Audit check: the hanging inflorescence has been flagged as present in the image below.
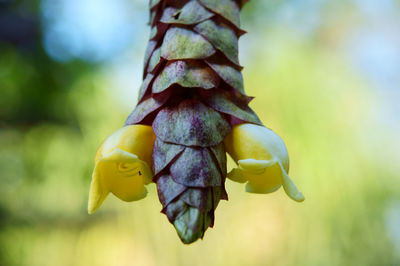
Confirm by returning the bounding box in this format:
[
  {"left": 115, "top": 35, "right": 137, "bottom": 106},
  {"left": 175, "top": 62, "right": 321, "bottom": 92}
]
[{"left": 88, "top": 0, "right": 304, "bottom": 244}]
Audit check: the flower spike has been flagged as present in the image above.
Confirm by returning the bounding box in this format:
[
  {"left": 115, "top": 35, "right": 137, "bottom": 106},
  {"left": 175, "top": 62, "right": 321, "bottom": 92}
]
[
  {"left": 89, "top": 0, "right": 305, "bottom": 244},
  {"left": 224, "top": 123, "right": 305, "bottom": 202},
  {"left": 88, "top": 125, "right": 155, "bottom": 214}
]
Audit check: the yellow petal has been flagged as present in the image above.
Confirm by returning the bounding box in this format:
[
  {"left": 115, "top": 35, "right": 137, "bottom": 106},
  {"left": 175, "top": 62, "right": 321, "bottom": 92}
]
[
  {"left": 99, "top": 148, "right": 153, "bottom": 185},
  {"left": 279, "top": 163, "right": 305, "bottom": 202},
  {"left": 88, "top": 164, "right": 109, "bottom": 214},
  {"left": 224, "top": 123, "right": 289, "bottom": 171},
  {"left": 224, "top": 123, "right": 304, "bottom": 201},
  {"left": 227, "top": 168, "right": 247, "bottom": 183},
  {"left": 238, "top": 159, "right": 276, "bottom": 174},
  {"left": 99, "top": 148, "right": 139, "bottom": 163},
  {"left": 99, "top": 158, "right": 148, "bottom": 202},
  {"left": 245, "top": 182, "right": 281, "bottom": 194},
  {"left": 243, "top": 160, "right": 282, "bottom": 194},
  {"left": 96, "top": 125, "right": 155, "bottom": 166},
  {"left": 88, "top": 125, "right": 156, "bottom": 213}
]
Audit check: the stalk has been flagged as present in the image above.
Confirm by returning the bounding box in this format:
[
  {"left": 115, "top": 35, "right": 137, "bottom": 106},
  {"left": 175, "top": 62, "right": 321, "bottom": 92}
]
[{"left": 125, "top": 0, "right": 261, "bottom": 244}]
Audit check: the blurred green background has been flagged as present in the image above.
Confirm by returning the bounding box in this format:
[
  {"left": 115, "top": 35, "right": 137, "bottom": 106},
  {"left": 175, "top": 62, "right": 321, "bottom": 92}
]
[{"left": 1, "top": 0, "right": 399, "bottom": 265}]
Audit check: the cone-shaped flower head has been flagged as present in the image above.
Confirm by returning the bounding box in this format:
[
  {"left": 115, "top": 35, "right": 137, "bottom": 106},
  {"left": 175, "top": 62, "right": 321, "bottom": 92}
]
[
  {"left": 224, "top": 123, "right": 305, "bottom": 202},
  {"left": 87, "top": 0, "right": 305, "bottom": 244},
  {"left": 88, "top": 125, "right": 156, "bottom": 214}
]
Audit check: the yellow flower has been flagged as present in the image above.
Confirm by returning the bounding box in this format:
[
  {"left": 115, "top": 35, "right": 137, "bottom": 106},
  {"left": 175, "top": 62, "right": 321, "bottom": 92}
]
[
  {"left": 224, "top": 123, "right": 305, "bottom": 202},
  {"left": 88, "top": 125, "right": 156, "bottom": 214}
]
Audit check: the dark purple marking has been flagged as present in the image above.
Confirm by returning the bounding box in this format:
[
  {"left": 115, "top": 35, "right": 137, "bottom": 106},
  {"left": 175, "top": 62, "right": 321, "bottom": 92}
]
[
  {"left": 152, "top": 99, "right": 231, "bottom": 147},
  {"left": 170, "top": 147, "right": 222, "bottom": 187}
]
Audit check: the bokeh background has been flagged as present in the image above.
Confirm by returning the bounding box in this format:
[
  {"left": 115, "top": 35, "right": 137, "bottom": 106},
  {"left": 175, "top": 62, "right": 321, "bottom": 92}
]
[{"left": 1, "top": 0, "right": 399, "bottom": 265}]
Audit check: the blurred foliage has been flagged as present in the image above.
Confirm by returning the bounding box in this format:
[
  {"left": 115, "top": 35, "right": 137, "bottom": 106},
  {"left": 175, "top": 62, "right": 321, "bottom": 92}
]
[{"left": 1, "top": 0, "right": 399, "bottom": 266}]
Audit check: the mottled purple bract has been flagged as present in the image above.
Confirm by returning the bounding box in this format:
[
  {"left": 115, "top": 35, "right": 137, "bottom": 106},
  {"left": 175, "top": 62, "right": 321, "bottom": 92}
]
[
  {"left": 157, "top": 174, "right": 187, "bottom": 206},
  {"left": 194, "top": 20, "right": 240, "bottom": 66},
  {"left": 143, "top": 40, "right": 157, "bottom": 73},
  {"left": 152, "top": 138, "right": 185, "bottom": 176},
  {"left": 206, "top": 57, "right": 244, "bottom": 93},
  {"left": 180, "top": 188, "right": 212, "bottom": 212},
  {"left": 160, "top": 1, "right": 214, "bottom": 25},
  {"left": 161, "top": 27, "right": 215, "bottom": 60},
  {"left": 170, "top": 147, "right": 222, "bottom": 187},
  {"left": 152, "top": 99, "right": 231, "bottom": 147},
  {"left": 125, "top": 91, "right": 171, "bottom": 125},
  {"left": 202, "top": 89, "right": 262, "bottom": 125},
  {"left": 209, "top": 143, "right": 227, "bottom": 177},
  {"left": 152, "top": 61, "right": 220, "bottom": 94},
  {"left": 147, "top": 47, "right": 162, "bottom": 73},
  {"left": 198, "top": 0, "right": 243, "bottom": 33},
  {"left": 137, "top": 73, "right": 154, "bottom": 102}
]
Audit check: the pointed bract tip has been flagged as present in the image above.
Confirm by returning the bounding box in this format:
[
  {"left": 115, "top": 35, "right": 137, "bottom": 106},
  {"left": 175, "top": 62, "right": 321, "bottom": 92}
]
[{"left": 173, "top": 207, "right": 207, "bottom": 244}]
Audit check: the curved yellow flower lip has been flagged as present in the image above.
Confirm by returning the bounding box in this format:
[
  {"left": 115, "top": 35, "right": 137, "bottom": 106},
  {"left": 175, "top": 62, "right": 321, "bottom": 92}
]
[
  {"left": 97, "top": 148, "right": 152, "bottom": 184},
  {"left": 224, "top": 123, "right": 305, "bottom": 202},
  {"left": 88, "top": 125, "right": 155, "bottom": 214},
  {"left": 229, "top": 158, "right": 304, "bottom": 202}
]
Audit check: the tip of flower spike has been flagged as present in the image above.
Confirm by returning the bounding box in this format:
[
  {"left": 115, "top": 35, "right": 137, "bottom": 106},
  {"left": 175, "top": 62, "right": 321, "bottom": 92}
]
[{"left": 173, "top": 207, "right": 211, "bottom": 244}]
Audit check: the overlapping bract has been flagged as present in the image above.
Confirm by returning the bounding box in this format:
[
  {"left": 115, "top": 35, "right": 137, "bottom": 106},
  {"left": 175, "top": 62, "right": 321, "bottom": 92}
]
[{"left": 125, "top": 0, "right": 262, "bottom": 243}]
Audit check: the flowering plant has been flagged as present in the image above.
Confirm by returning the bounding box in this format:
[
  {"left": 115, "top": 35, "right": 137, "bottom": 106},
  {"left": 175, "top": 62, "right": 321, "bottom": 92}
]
[{"left": 88, "top": 0, "right": 304, "bottom": 244}]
